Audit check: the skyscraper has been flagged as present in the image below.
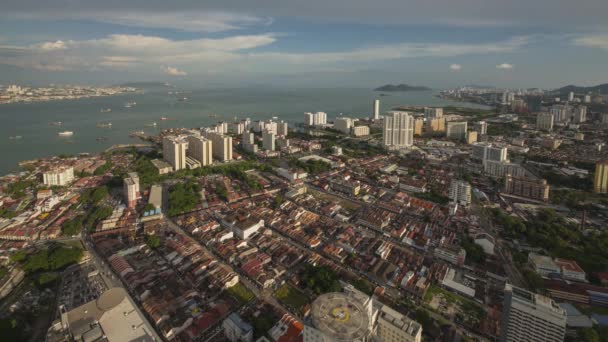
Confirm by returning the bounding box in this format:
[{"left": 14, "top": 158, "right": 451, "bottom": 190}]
[
  {"left": 373, "top": 99, "right": 380, "bottom": 120},
  {"left": 446, "top": 121, "right": 468, "bottom": 140},
  {"left": 594, "top": 160, "right": 608, "bottom": 193},
  {"left": 382, "top": 111, "right": 414, "bottom": 149},
  {"left": 186, "top": 135, "right": 213, "bottom": 166},
  {"left": 123, "top": 172, "right": 140, "bottom": 208},
  {"left": 262, "top": 129, "right": 276, "bottom": 151},
  {"left": 536, "top": 112, "right": 554, "bottom": 131},
  {"left": 500, "top": 284, "right": 566, "bottom": 342},
  {"left": 424, "top": 107, "right": 443, "bottom": 120},
  {"left": 208, "top": 132, "right": 233, "bottom": 161},
  {"left": 162, "top": 135, "right": 188, "bottom": 171},
  {"left": 474, "top": 121, "right": 488, "bottom": 135},
  {"left": 449, "top": 180, "right": 471, "bottom": 207}
]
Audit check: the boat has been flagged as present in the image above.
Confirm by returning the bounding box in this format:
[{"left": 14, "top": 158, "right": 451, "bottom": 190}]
[
  {"left": 160, "top": 116, "right": 168, "bottom": 121},
  {"left": 58, "top": 131, "right": 74, "bottom": 136},
  {"left": 178, "top": 97, "right": 188, "bottom": 101},
  {"left": 100, "top": 108, "right": 112, "bottom": 113},
  {"left": 124, "top": 101, "right": 137, "bottom": 108},
  {"left": 96, "top": 136, "right": 108, "bottom": 142},
  {"left": 9, "top": 135, "right": 22, "bottom": 140},
  {"left": 96, "top": 122, "right": 112, "bottom": 128},
  {"left": 129, "top": 130, "right": 145, "bottom": 137},
  {"left": 49, "top": 121, "right": 62, "bottom": 126},
  {"left": 145, "top": 122, "right": 157, "bottom": 127}
]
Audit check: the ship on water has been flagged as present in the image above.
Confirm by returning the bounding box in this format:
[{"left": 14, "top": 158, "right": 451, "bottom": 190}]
[
  {"left": 58, "top": 131, "right": 74, "bottom": 136},
  {"left": 124, "top": 101, "right": 137, "bottom": 108},
  {"left": 100, "top": 108, "right": 112, "bottom": 113},
  {"left": 49, "top": 121, "right": 62, "bottom": 126},
  {"left": 96, "top": 122, "right": 112, "bottom": 128}
]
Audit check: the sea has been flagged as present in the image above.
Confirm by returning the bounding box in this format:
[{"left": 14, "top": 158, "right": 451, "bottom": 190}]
[{"left": 0, "top": 86, "right": 489, "bottom": 175}]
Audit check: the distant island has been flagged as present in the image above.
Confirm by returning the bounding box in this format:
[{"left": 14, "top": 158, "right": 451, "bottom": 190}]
[
  {"left": 555, "top": 83, "right": 608, "bottom": 95},
  {"left": 119, "top": 82, "right": 170, "bottom": 88},
  {"left": 374, "top": 84, "right": 431, "bottom": 92}
]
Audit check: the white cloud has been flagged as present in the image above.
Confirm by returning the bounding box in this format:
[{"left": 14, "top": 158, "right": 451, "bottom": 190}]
[
  {"left": 162, "top": 66, "right": 187, "bottom": 76},
  {"left": 573, "top": 34, "right": 608, "bottom": 50},
  {"left": 38, "top": 40, "right": 67, "bottom": 50},
  {"left": 449, "top": 64, "right": 462, "bottom": 71},
  {"left": 496, "top": 63, "right": 514, "bottom": 69}
]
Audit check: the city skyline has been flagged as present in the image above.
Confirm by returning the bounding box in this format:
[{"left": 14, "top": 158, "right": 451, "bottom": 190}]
[{"left": 1, "top": 0, "right": 608, "bottom": 88}]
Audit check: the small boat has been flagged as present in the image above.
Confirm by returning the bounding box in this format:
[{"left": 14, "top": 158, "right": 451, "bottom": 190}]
[
  {"left": 58, "top": 131, "right": 74, "bottom": 136},
  {"left": 145, "top": 122, "right": 157, "bottom": 127},
  {"left": 96, "top": 122, "right": 112, "bottom": 128},
  {"left": 160, "top": 116, "right": 168, "bottom": 121},
  {"left": 124, "top": 101, "right": 136, "bottom": 108},
  {"left": 178, "top": 97, "right": 188, "bottom": 101},
  {"left": 96, "top": 136, "right": 108, "bottom": 142},
  {"left": 49, "top": 121, "right": 63, "bottom": 126},
  {"left": 9, "top": 135, "right": 22, "bottom": 140},
  {"left": 100, "top": 108, "right": 112, "bottom": 113},
  {"left": 129, "top": 130, "right": 145, "bottom": 137}
]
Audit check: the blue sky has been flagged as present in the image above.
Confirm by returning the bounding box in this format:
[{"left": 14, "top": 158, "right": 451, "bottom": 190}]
[{"left": 1, "top": 0, "right": 607, "bottom": 88}]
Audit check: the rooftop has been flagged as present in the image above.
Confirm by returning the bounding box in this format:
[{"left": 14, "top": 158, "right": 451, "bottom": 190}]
[{"left": 310, "top": 292, "right": 370, "bottom": 341}]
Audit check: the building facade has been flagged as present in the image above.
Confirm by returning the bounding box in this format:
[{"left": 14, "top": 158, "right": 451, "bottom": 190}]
[
  {"left": 446, "top": 121, "right": 468, "bottom": 140},
  {"left": 449, "top": 180, "right": 471, "bottom": 206},
  {"left": 536, "top": 112, "right": 554, "bottom": 131},
  {"left": 186, "top": 135, "right": 213, "bottom": 166},
  {"left": 594, "top": 160, "right": 608, "bottom": 193},
  {"left": 162, "top": 135, "right": 188, "bottom": 171},
  {"left": 123, "top": 172, "right": 140, "bottom": 208},
  {"left": 209, "top": 132, "right": 233, "bottom": 161},
  {"left": 383, "top": 111, "right": 414, "bottom": 149},
  {"left": 504, "top": 175, "right": 550, "bottom": 201},
  {"left": 42, "top": 166, "right": 74, "bottom": 186}
]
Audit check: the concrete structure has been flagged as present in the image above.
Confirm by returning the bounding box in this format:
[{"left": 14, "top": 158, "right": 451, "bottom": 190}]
[
  {"left": 573, "top": 106, "right": 587, "bottom": 123},
  {"left": 223, "top": 312, "right": 253, "bottom": 342},
  {"left": 501, "top": 284, "right": 566, "bottom": 342},
  {"left": 425, "top": 117, "right": 445, "bottom": 135},
  {"left": 383, "top": 111, "right": 414, "bottom": 149},
  {"left": 504, "top": 175, "right": 550, "bottom": 201},
  {"left": 209, "top": 132, "right": 233, "bottom": 161},
  {"left": 484, "top": 160, "right": 527, "bottom": 178},
  {"left": 262, "top": 129, "right": 276, "bottom": 151},
  {"left": 466, "top": 130, "right": 478, "bottom": 144},
  {"left": 474, "top": 121, "right": 488, "bottom": 135},
  {"left": 186, "top": 135, "right": 213, "bottom": 166},
  {"left": 446, "top": 121, "right": 467, "bottom": 140},
  {"left": 58, "top": 287, "right": 159, "bottom": 342},
  {"left": 434, "top": 246, "right": 466, "bottom": 266},
  {"left": 277, "top": 120, "right": 289, "bottom": 136},
  {"left": 352, "top": 126, "right": 370, "bottom": 137},
  {"left": 529, "top": 253, "right": 560, "bottom": 277},
  {"left": 536, "top": 112, "right": 554, "bottom": 131},
  {"left": 414, "top": 118, "right": 424, "bottom": 136},
  {"left": 305, "top": 291, "right": 371, "bottom": 342},
  {"left": 424, "top": 107, "right": 443, "bottom": 119},
  {"left": 304, "top": 112, "right": 327, "bottom": 126},
  {"left": 146, "top": 185, "right": 163, "bottom": 216},
  {"left": 594, "top": 160, "right": 608, "bottom": 193},
  {"left": 163, "top": 135, "right": 188, "bottom": 171},
  {"left": 151, "top": 159, "right": 172, "bottom": 174},
  {"left": 223, "top": 217, "right": 264, "bottom": 240},
  {"left": 123, "top": 172, "right": 140, "bottom": 208},
  {"left": 373, "top": 99, "right": 380, "bottom": 120},
  {"left": 375, "top": 305, "right": 422, "bottom": 342},
  {"left": 43, "top": 166, "right": 74, "bottom": 186},
  {"left": 334, "top": 117, "right": 354, "bottom": 134},
  {"left": 449, "top": 180, "right": 471, "bottom": 207}
]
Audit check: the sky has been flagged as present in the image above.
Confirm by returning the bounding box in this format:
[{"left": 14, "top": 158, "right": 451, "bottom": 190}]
[{"left": 1, "top": 0, "right": 608, "bottom": 89}]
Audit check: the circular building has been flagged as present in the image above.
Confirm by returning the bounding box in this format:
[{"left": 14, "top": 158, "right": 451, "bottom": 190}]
[{"left": 308, "top": 292, "right": 371, "bottom": 341}]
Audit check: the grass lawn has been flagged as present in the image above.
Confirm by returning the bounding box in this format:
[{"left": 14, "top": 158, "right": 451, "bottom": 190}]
[
  {"left": 274, "top": 283, "right": 309, "bottom": 312},
  {"left": 226, "top": 282, "right": 255, "bottom": 305}
]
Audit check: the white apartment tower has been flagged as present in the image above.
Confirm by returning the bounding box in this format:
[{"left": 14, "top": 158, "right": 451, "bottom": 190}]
[
  {"left": 373, "top": 99, "right": 380, "bottom": 120},
  {"left": 277, "top": 120, "right": 289, "bottom": 136},
  {"left": 43, "top": 166, "right": 75, "bottom": 186},
  {"left": 383, "top": 111, "right": 414, "bottom": 149},
  {"left": 474, "top": 121, "right": 488, "bottom": 135},
  {"left": 262, "top": 129, "right": 276, "bottom": 151},
  {"left": 208, "top": 132, "right": 233, "bottom": 161},
  {"left": 186, "top": 135, "right": 213, "bottom": 166},
  {"left": 162, "top": 136, "right": 188, "bottom": 171},
  {"left": 304, "top": 112, "right": 327, "bottom": 126},
  {"left": 501, "top": 284, "right": 566, "bottom": 342},
  {"left": 123, "top": 172, "right": 140, "bottom": 208},
  {"left": 449, "top": 180, "right": 472, "bottom": 207},
  {"left": 536, "top": 112, "right": 554, "bottom": 131}
]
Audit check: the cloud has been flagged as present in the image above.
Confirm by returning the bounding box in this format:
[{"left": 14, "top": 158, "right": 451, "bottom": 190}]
[
  {"left": 573, "top": 34, "right": 608, "bottom": 50},
  {"left": 162, "top": 66, "right": 187, "bottom": 76},
  {"left": 38, "top": 40, "right": 67, "bottom": 50},
  {"left": 496, "top": 63, "right": 514, "bottom": 69},
  {"left": 449, "top": 64, "right": 462, "bottom": 71}
]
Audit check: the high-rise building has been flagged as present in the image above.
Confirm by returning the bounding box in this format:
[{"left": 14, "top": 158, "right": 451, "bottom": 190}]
[
  {"left": 424, "top": 107, "right": 443, "bottom": 120},
  {"left": 230, "top": 122, "right": 244, "bottom": 135},
  {"left": 304, "top": 112, "right": 327, "bottom": 126},
  {"left": 504, "top": 175, "right": 550, "bottom": 201},
  {"left": 474, "top": 121, "right": 488, "bottom": 135},
  {"left": 550, "top": 104, "right": 570, "bottom": 123},
  {"left": 334, "top": 117, "right": 354, "bottom": 134},
  {"left": 466, "top": 131, "right": 478, "bottom": 144},
  {"left": 375, "top": 305, "right": 422, "bottom": 342},
  {"left": 383, "top": 111, "right": 414, "bottom": 149},
  {"left": 262, "top": 129, "right": 276, "bottom": 151},
  {"left": 186, "top": 135, "right": 213, "bottom": 166},
  {"left": 208, "top": 132, "right": 233, "bottom": 161},
  {"left": 449, "top": 180, "right": 471, "bottom": 207},
  {"left": 373, "top": 99, "right": 380, "bottom": 120},
  {"left": 352, "top": 126, "right": 370, "bottom": 137},
  {"left": 277, "top": 120, "right": 289, "bottom": 136},
  {"left": 536, "top": 112, "right": 554, "bottom": 131},
  {"left": 42, "top": 166, "right": 75, "bottom": 186},
  {"left": 425, "top": 117, "right": 446, "bottom": 135},
  {"left": 573, "top": 106, "right": 587, "bottom": 123},
  {"left": 500, "top": 284, "right": 566, "bottom": 342},
  {"left": 446, "top": 121, "right": 468, "bottom": 140},
  {"left": 568, "top": 91, "right": 574, "bottom": 102},
  {"left": 123, "top": 172, "right": 140, "bottom": 208},
  {"left": 162, "top": 135, "right": 188, "bottom": 171},
  {"left": 414, "top": 118, "right": 424, "bottom": 136},
  {"left": 594, "top": 160, "right": 608, "bottom": 193},
  {"left": 471, "top": 143, "right": 508, "bottom": 163}
]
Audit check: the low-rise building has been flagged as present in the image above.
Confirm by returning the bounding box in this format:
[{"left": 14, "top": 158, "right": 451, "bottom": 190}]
[
  {"left": 503, "top": 175, "right": 550, "bottom": 201},
  {"left": 223, "top": 313, "right": 253, "bottom": 342}
]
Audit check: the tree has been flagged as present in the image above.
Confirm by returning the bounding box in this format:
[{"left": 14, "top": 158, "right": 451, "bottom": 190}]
[
  {"left": 61, "top": 216, "right": 83, "bottom": 236},
  {"left": 300, "top": 264, "right": 342, "bottom": 295},
  {"left": 146, "top": 234, "right": 161, "bottom": 249}
]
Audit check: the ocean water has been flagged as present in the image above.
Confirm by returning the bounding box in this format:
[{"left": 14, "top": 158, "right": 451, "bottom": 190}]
[{"left": 0, "top": 87, "right": 488, "bottom": 175}]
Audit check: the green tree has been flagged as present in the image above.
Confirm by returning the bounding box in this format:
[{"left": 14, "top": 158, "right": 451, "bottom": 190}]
[{"left": 146, "top": 234, "right": 161, "bottom": 249}]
